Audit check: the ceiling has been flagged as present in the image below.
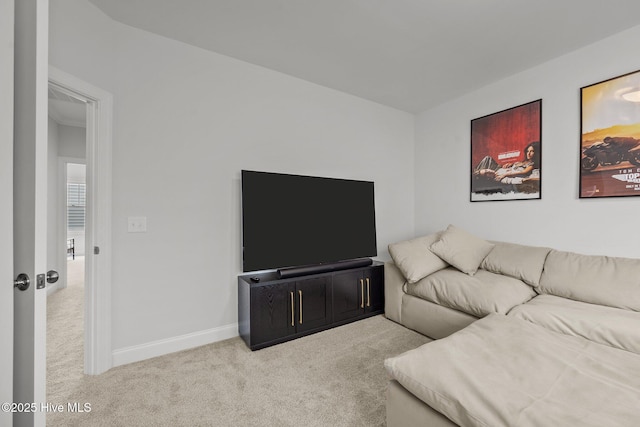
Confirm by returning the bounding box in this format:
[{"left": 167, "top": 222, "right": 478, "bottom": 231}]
[
  {"left": 87, "top": 0, "right": 640, "bottom": 113},
  {"left": 48, "top": 86, "right": 86, "bottom": 128}
]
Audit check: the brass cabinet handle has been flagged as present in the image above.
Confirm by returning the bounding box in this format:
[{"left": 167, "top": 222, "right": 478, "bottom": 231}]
[
  {"left": 366, "top": 278, "right": 370, "bottom": 307},
  {"left": 360, "top": 279, "right": 364, "bottom": 308},
  {"left": 290, "top": 291, "right": 294, "bottom": 326},
  {"left": 299, "top": 290, "right": 303, "bottom": 324}
]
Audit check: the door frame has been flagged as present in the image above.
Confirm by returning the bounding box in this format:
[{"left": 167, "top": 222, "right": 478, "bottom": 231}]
[
  {"left": 49, "top": 156, "right": 86, "bottom": 296},
  {"left": 48, "top": 66, "right": 113, "bottom": 375}
]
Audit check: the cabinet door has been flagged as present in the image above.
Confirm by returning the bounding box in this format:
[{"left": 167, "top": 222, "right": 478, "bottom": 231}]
[
  {"left": 364, "top": 266, "right": 384, "bottom": 313},
  {"left": 250, "top": 282, "right": 295, "bottom": 345},
  {"left": 295, "top": 277, "right": 331, "bottom": 333},
  {"left": 332, "top": 270, "right": 364, "bottom": 322}
]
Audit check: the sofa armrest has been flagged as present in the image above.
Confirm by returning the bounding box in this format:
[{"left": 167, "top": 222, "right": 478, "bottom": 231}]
[{"left": 385, "top": 262, "right": 406, "bottom": 324}]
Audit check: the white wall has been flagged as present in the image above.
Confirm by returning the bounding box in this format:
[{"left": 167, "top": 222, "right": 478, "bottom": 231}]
[
  {"left": 415, "top": 24, "right": 640, "bottom": 258},
  {"left": 58, "top": 125, "right": 86, "bottom": 158},
  {"left": 49, "top": 0, "right": 415, "bottom": 355}
]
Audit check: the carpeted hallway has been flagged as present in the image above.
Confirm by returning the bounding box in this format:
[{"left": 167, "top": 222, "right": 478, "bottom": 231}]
[
  {"left": 46, "top": 260, "right": 430, "bottom": 426},
  {"left": 47, "top": 256, "right": 86, "bottom": 413}
]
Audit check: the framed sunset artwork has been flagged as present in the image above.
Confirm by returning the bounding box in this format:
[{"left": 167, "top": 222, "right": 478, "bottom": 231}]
[{"left": 580, "top": 69, "right": 640, "bottom": 198}]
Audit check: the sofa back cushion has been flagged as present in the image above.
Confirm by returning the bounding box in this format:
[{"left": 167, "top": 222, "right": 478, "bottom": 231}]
[
  {"left": 480, "top": 242, "right": 551, "bottom": 286},
  {"left": 388, "top": 232, "right": 449, "bottom": 283},
  {"left": 539, "top": 250, "right": 640, "bottom": 311}
]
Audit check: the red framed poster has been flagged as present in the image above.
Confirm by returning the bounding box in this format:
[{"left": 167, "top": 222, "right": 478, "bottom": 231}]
[{"left": 471, "top": 99, "right": 542, "bottom": 202}]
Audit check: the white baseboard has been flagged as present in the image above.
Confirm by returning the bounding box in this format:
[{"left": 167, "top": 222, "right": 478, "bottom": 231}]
[{"left": 112, "top": 323, "right": 239, "bottom": 367}]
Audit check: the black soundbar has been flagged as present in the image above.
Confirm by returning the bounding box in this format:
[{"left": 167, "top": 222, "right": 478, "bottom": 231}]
[{"left": 277, "top": 258, "right": 373, "bottom": 279}]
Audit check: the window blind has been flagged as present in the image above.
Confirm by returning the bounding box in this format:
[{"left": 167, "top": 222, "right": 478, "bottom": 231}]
[{"left": 67, "top": 183, "right": 86, "bottom": 230}]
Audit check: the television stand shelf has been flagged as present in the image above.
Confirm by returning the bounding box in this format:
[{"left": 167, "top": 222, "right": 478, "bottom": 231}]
[{"left": 238, "top": 261, "right": 384, "bottom": 350}]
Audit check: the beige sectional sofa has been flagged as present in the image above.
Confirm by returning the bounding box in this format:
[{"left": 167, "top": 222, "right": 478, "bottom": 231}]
[{"left": 383, "top": 225, "right": 640, "bottom": 426}]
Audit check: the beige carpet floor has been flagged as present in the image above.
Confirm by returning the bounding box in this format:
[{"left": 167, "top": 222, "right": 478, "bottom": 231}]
[
  {"left": 47, "top": 261, "right": 430, "bottom": 427},
  {"left": 47, "top": 256, "right": 86, "bottom": 413}
]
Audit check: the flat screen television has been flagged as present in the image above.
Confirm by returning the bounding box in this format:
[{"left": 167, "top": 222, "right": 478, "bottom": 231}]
[{"left": 241, "top": 170, "right": 377, "bottom": 273}]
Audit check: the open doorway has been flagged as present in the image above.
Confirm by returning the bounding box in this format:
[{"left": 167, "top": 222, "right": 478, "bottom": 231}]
[
  {"left": 48, "top": 66, "right": 113, "bottom": 377},
  {"left": 46, "top": 85, "right": 88, "bottom": 401},
  {"left": 65, "top": 162, "right": 87, "bottom": 290}
]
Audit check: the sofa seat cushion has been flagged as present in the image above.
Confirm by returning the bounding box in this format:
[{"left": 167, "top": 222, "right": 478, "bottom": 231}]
[
  {"left": 384, "top": 314, "right": 640, "bottom": 427},
  {"left": 539, "top": 250, "right": 640, "bottom": 312},
  {"left": 480, "top": 241, "right": 551, "bottom": 286},
  {"left": 406, "top": 267, "right": 536, "bottom": 318},
  {"left": 508, "top": 294, "right": 640, "bottom": 354}
]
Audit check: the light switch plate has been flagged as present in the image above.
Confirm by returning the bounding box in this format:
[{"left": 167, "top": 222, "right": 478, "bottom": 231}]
[{"left": 127, "top": 216, "right": 147, "bottom": 233}]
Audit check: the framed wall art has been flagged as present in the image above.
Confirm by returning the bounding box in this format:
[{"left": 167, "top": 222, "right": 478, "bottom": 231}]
[
  {"left": 470, "top": 99, "right": 542, "bottom": 202},
  {"left": 580, "top": 69, "right": 640, "bottom": 198}
]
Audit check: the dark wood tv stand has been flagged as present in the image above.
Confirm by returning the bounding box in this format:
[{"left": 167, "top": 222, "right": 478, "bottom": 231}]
[{"left": 238, "top": 261, "right": 384, "bottom": 350}]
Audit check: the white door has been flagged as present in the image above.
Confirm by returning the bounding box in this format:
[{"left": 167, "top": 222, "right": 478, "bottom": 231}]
[
  {"left": 13, "top": 1, "right": 50, "bottom": 426},
  {"left": 1, "top": 1, "right": 16, "bottom": 426}
]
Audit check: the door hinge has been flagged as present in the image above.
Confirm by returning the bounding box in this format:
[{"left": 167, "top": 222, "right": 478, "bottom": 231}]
[{"left": 94, "top": 246, "right": 100, "bottom": 255}]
